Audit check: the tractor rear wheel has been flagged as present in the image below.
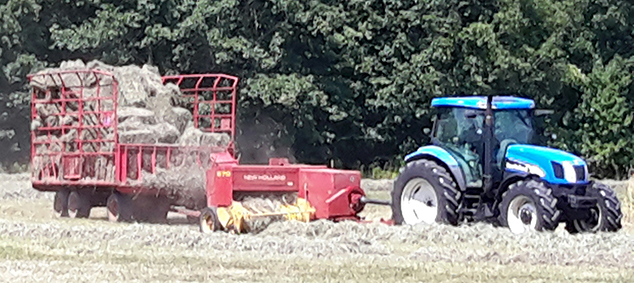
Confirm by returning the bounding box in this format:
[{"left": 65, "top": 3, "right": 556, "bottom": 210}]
[
  {"left": 68, "top": 191, "right": 91, "bottom": 218},
  {"left": 566, "top": 182, "right": 622, "bottom": 233},
  {"left": 392, "top": 159, "right": 461, "bottom": 226},
  {"left": 199, "top": 207, "right": 221, "bottom": 233},
  {"left": 53, "top": 190, "right": 70, "bottom": 218},
  {"left": 107, "top": 193, "right": 133, "bottom": 222},
  {"left": 499, "top": 180, "right": 561, "bottom": 234}
]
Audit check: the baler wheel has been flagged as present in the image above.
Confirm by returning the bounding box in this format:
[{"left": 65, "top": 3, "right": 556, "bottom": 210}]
[
  {"left": 68, "top": 191, "right": 91, "bottom": 218},
  {"left": 107, "top": 193, "right": 133, "bottom": 222},
  {"left": 565, "top": 182, "right": 622, "bottom": 233},
  {"left": 53, "top": 190, "right": 70, "bottom": 218},
  {"left": 199, "top": 207, "right": 221, "bottom": 233}
]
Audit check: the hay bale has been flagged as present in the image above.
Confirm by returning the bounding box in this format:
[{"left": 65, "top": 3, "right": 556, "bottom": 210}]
[
  {"left": 117, "top": 107, "right": 157, "bottom": 124},
  {"left": 138, "top": 164, "right": 207, "bottom": 209},
  {"left": 119, "top": 130, "right": 157, "bottom": 144},
  {"left": 167, "top": 107, "right": 192, "bottom": 134},
  {"left": 118, "top": 123, "right": 179, "bottom": 145},
  {"left": 36, "top": 104, "right": 61, "bottom": 119},
  {"left": 152, "top": 123, "right": 180, "bottom": 144},
  {"left": 30, "top": 60, "right": 96, "bottom": 91},
  {"left": 118, "top": 117, "right": 148, "bottom": 132},
  {"left": 206, "top": 132, "right": 231, "bottom": 147},
  {"left": 178, "top": 126, "right": 231, "bottom": 147},
  {"left": 30, "top": 119, "right": 42, "bottom": 131}
]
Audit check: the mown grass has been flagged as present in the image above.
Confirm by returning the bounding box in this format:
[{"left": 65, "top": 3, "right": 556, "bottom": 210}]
[
  {"left": 622, "top": 178, "right": 634, "bottom": 225},
  {"left": 1, "top": 234, "right": 633, "bottom": 283}
]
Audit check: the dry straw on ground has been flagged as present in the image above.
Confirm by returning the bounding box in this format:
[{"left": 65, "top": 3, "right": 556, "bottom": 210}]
[{"left": 624, "top": 176, "right": 634, "bottom": 224}]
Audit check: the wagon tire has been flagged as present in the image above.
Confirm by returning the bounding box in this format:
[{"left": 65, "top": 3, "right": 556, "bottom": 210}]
[
  {"left": 54, "top": 189, "right": 70, "bottom": 218},
  {"left": 68, "top": 190, "right": 91, "bottom": 219},
  {"left": 107, "top": 193, "right": 133, "bottom": 222}
]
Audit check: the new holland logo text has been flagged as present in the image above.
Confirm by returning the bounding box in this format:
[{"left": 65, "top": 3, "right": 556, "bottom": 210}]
[{"left": 243, "top": 174, "right": 287, "bottom": 181}]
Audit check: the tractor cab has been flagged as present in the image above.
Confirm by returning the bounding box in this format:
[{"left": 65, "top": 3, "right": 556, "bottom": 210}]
[{"left": 430, "top": 96, "right": 536, "bottom": 188}]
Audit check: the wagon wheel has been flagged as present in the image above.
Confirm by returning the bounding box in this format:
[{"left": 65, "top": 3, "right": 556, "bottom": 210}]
[
  {"left": 107, "top": 192, "right": 133, "bottom": 222},
  {"left": 68, "top": 190, "right": 92, "bottom": 218},
  {"left": 54, "top": 189, "right": 70, "bottom": 218}
]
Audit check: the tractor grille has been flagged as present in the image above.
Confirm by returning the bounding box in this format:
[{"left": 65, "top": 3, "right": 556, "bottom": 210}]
[
  {"left": 574, "top": 165, "right": 586, "bottom": 181},
  {"left": 552, "top": 162, "right": 564, "bottom": 179}
]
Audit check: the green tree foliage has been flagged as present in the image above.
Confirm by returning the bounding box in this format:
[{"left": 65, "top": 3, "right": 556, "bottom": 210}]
[{"left": 1, "top": 0, "right": 633, "bottom": 177}]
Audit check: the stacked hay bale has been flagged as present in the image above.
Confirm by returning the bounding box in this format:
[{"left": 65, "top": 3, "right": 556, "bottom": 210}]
[{"left": 30, "top": 60, "right": 230, "bottom": 209}]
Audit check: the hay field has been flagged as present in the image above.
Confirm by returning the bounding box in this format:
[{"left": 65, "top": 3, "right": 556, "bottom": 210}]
[{"left": 1, "top": 174, "right": 634, "bottom": 282}]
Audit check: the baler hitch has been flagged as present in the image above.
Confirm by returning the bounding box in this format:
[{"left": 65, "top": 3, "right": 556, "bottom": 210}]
[{"left": 359, "top": 196, "right": 391, "bottom": 206}]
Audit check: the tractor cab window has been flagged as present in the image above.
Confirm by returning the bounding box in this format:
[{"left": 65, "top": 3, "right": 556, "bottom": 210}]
[
  {"left": 433, "top": 108, "right": 484, "bottom": 187},
  {"left": 434, "top": 108, "right": 484, "bottom": 145},
  {"left": 494, "top": 110, "right": 533, "bottom": 144},
  {"left": 493, "top": 110, "right": 534, "bottom": 167}
]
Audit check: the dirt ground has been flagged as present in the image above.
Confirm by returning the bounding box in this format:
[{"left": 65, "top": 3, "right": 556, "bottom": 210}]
[{"left": 1, "top": 174, "right": 634, "bottom": 282}]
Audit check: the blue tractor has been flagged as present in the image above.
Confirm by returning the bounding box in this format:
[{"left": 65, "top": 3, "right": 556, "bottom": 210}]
[{"left": 391, "top": 96, "right": 623, "bottom": 234}]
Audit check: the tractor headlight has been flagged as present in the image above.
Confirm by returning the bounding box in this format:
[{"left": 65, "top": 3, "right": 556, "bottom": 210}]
[{"left": 561, "top": 161, "right": 577, "bottom": 183}]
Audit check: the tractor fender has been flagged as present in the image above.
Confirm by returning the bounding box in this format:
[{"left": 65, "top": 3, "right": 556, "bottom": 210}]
[
  {"left": 404, "top": 146, "right": 467, "bottom": 192},
  {"left": 498, "top": 171, "right": 529, "bottom": 195}
]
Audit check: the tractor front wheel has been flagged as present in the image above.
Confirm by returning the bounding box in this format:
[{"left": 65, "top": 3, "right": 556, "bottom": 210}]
[
  {"left": 566, "top": 182, "right": 622, "bottom": 233},
  {"left": 392, "top": 159, "right": 461, "bottom": 226},
  {"left": 499, "top": 180, "right": 561, "bottom": 234}
]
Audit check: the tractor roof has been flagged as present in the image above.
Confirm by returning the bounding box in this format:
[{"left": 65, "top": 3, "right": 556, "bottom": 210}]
[{"left": 431, "top": 96, "right": 535, "bottom": 110}]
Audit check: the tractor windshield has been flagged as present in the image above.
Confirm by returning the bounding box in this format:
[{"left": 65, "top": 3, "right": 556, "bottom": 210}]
[{"left": 494, "top": 110, "right": 533, "bottom": 144}]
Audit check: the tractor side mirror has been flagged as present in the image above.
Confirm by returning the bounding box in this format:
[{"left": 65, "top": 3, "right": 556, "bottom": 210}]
[
  {"left": 534, "top": 109, "right": 554, "bottom": 116},
  {"left": 423, "top": 128, "right": 431, "bottom": 135}
]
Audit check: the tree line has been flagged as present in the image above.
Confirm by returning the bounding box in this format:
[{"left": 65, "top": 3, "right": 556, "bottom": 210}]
[{"left": 1, "top": 0, "right": 633, "bottom": 178}]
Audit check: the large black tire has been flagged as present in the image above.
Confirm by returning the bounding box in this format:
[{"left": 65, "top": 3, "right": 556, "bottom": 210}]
[
  {"left": 565, "top": 182, "right": 622, "bottom": 233},
  {"left": 199, "top": 207, "right": 221, "bottom": 233},
  {"left": 53, "top": 190, "right": 70, "bottom": 218},
  {"left": 499, "top": 179, "right": 561, "bottom": 234},
  {"left": 67, "top": 190, "right": 92, "bottom": 219},
  {"left": 391, "top": 159, "right": 461, "bottom": 226},
  {"left": 107, "top": 193, "right": 133, "bottom": 222}
]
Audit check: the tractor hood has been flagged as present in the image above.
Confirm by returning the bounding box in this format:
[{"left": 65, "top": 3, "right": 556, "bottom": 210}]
[{"left": 504, "top": 144, "right": 589, "bottom": 185}]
